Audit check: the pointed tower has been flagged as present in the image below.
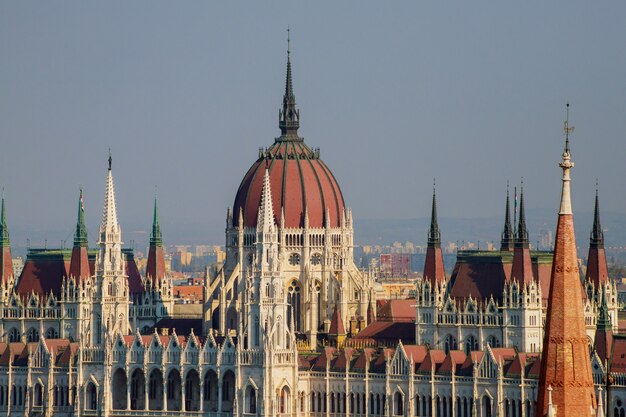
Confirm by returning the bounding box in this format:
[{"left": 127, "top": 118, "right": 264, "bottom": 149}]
[
  {"left": 500, "top": 184, "right": 514, "bottom": 252},
  {"left": 593, "top": 287, "right": 613, "bottom": 364},
  {"left": 423, "top": 185, "right": 445, "bottom": 285},
  {"left": 146, "top": 196, "right": 166, "bottom": 284},
  {"left": 95, "top": 154, "right": 130, "bottom": 336},
  {"left": 69, "top": 189, "right": 91, "bottom": 281},
  {"left": 509, "top": 186, "right": 534, "bottom": 285},
  {"left": 537, "top": 106, "right": 596, "bottom": 416},
  {"left": 585, "top": 186, "right": 609, "bottom": 288},
  {"left": 278, "top": 31, "right": 300, "bottom": 139},
  {"left": 0, "top": 194, "right": 13, "bottom": 284},
  {"left": 328, "top": 304, "right": 346, "bottom": 348}
]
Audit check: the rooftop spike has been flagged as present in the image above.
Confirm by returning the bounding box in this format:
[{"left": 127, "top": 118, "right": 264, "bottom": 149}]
[
  {"left": 278, "top": 27, "right": 300, "bottom": 139},
  {"left": 500, "top": 182, "right": 514, "bottom": 251},
  {"left": 515, "top": 182, "right": 529, "bottom": 246},
  {"left": 74, "top": 188, "right": 88, "bottom": 247},
  {"left": 559, "top": 104, "right": 575, "bottom": 215},
  {"left": 0, "top": 192, "right": 9, "bottom": 246},
  {"left": 590, "top": 183, "right": 604, "bottom": 248},
  {"left": 100, "top": 153, "right": 120, "bottom": 239},
  {"left": 428, "top": 181, "right": 440, "bottom": 246},
  {"left": 150, "top": 194, "right": 163, "bottom": 246},
  {"left": 0, "top": 192, "right": 12, "bottom": 284}
]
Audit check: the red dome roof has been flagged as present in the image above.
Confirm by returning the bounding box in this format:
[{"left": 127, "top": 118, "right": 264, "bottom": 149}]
[{"left": 233, "top": 139, "right": 345, "bottom": 229}]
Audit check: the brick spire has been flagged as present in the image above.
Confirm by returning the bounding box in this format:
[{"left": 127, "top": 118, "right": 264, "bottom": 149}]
[
  {"left": 585, "top": 186, "right": 609, "bottom": 287},
  {"left": 423, "top": 185, "right": 445, "bottom": 285},
  {"left": 146, "top": 195, "right": 166, "bottom": 284},
  {"left": 69, "top": 189, "right": 91, "bottom": 281},
  {"left": 537, "top": 105, "right": 596, "bottom": 417},
  {"left": 510, "top": 185, "right": 534, "bottom": 285},
  {"left": 500, "top": 183, "right": 514, "bottom": 252},
  {"left": 0, "top": 193, "right": 13, "bottom": 284}
]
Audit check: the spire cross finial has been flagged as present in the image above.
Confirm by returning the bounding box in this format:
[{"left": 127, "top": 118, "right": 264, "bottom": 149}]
[
  {"left": 108, "top": 148, "right": 112, "bottom": 171},
  {"left": 564, "top": 103, "right": 574, "bottom": 152},
  {"left": 287, "top": 26, "right": 291, "bottom": 56}
]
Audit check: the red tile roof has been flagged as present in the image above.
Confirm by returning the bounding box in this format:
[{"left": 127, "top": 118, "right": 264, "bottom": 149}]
[{"left": 376, "top": 300, "right": 416, "bottom": 322}]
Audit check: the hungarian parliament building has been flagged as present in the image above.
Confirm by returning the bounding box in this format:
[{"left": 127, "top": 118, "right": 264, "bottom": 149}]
[{"left": 0, "top": 48, "right": 621, "bottom": 417}]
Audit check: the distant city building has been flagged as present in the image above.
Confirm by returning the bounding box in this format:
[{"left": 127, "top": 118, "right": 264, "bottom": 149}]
[{"left": 380, "top": 253, "right": 411, "bottom": 277}]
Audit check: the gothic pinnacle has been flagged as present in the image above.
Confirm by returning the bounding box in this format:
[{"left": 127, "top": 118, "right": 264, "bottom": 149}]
[
  {"left": 74, "top": 188, "right": 88, "bottom": 247},
  {"left": 151, "top": 193, "right": 163, "bottom": 247},
  {"left": 0, "top": 192, "right": 9, "bottom": 246},
  {"left": 428, "top": 182, "right": 440, "bottom": 246},
  {"left": 278, "top": 27, "right": 300, "bottom": 139},
  {"left": 515, "top": 182, "right": 529, "bottom": 247},
  {"left": 501, "top": 182, "right": 514, "bottom": 251},
  {"left": 590, "top": 183, "right": 604, "bottom": 248}
]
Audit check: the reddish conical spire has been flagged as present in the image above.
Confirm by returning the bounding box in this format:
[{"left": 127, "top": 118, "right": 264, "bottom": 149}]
[
  {"left": 328, "top": 304, "right": 345, "bottom": 336},
  {"left": 510, "top": 184, "right": 534, "bottom": 285},
  {"left": 69, "top": 189, "right": 91, "bottom": 281},
  {"left": 0, "top": 193, "right": 13, "bottom": 284},
  {"left": 423, "top": 184, "right": 445, "bottom": 285},
  {"left": 146, "top": 195, "right": 166, "bottom": 284},
  {"left": 537, "top": 105, "right": 596, "bottom": 417},
  {"left": 586, "top": 186, "right": 609, "bottom": 287}
]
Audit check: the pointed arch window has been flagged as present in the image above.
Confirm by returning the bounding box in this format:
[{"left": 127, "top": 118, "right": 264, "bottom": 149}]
[{"left": 287, "top": 280, "right": 301, "bottom": 332}]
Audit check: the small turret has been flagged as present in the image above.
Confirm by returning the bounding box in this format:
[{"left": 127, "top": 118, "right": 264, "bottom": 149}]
[
  {"left": 593, "top": 287, "right": 613, "bottom": 363},
  {"left": 69, "top": 189, "right": 91, "bottom": 281},
  {"left": 0, "top": 193, "right": 13, "bottom": 284},
  {"left": 423, "top": 185, "right": 445, "bottom": 285},
  {"left": 510, "top": 186, "right": 534, "bottom": 285},
  {"left": 328, "top": 304, "right": 346, "bottom": 348},
  {"left": 146, "top": 196, "right": 166, "bottom": 284},
  {"left": 586, "top": 186, "right": 609, "bottom": 287}
]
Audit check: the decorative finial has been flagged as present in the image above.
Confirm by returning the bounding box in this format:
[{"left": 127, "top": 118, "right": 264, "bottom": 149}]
[
  {"left": 108, "top": 148, "right": 112, "bottom": 171},
  {"left": 287, "top": 26, "right": 291, "bottom": 56},
  {"left": 564, "top": 103, "right": 574, "bottom": 153}
]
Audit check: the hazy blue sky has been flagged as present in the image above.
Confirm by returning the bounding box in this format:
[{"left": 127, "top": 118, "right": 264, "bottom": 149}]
[{"left": 1, "top": 2, "right": 625, "bottom": 247}]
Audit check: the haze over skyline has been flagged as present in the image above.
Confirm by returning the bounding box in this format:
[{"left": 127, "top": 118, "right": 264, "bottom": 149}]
[{"left": 1, "top": 2, "right": 625, "bottom": 248}]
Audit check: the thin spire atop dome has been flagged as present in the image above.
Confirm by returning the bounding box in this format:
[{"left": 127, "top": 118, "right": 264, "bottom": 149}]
[{"left": 278, "top": 27, "right": 300, "bottom": 139}]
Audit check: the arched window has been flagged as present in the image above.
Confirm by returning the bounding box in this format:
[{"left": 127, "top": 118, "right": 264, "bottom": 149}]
[
  {"left": 615, "top": 398, "right": 625, "bottom": 417},
  {"left": 246, "top": 386, "right": 257, "bottom": 414},
  {"left": 483, "top": 396, "right": 492, "bottom": 417},
  {"left": 443, "top": 334, "right": 457, "bottom": 353},
  {"left": 465, "top": 335, "right": 478, "bottom": 354},
  {"left": 27, "top": 328, "right": 39, "bottom": 342},
  {"left": 394, "top": 392, "right": 404, "bottom": 415},
  {"left": 280, "top": 386, "right": 290, "bottom": 414},
  {"left": 486, "top": 335, "right": 500, "bottom": 348},
  {"left": 34, "top": 384, "right": 43, "bottom": 407},
  {"left": 287, "top": 280, "right": 301, "bottom": 332},
  {"left": 8, "top": 328, "right": 20, "bottom": 342},
  {"left": 46, "top": 327, "right": 58, "bottom": 339}
]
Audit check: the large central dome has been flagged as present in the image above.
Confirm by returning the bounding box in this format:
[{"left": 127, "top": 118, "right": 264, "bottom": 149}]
[{"left": 232, "top": 49, "right": 345, "bottom": 229}]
